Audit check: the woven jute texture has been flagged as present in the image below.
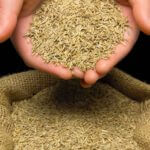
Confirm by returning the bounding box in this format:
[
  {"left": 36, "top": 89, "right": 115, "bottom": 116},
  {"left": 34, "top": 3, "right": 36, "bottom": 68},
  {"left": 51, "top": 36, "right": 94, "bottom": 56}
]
[{"left": 0, "top": 68, "right": 150, "bottom": 150}]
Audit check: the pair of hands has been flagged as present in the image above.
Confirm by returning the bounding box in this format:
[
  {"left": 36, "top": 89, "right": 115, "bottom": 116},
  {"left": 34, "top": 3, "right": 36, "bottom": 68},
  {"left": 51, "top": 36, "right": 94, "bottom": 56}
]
[{"left": 0, "top": 0, "right": 150, "bottom": 87}]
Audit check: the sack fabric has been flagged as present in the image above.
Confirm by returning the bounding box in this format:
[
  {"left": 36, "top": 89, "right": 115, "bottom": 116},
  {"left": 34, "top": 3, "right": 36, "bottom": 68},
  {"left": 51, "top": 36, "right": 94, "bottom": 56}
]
[{"left": 0, "top": 68, "right": 150, "bottom": 150}]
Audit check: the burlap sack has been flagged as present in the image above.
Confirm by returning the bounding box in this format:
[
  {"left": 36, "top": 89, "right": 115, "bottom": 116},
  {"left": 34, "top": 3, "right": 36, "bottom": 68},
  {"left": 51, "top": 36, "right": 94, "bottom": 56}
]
[{"left": 0, "top": 68, "right": 150, "bottom": 150}]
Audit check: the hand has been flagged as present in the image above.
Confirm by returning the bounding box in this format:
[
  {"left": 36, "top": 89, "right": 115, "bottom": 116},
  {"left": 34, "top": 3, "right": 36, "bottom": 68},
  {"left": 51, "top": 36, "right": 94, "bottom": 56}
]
[
  {"left": 0, "top": 0, "right": 75, "bottom": 80},
  {"left": 81, "top": 0, "right": 150, "bottom": 88},
  {"left": 0, "top": 0, "right": 149, "bottom": 86}
]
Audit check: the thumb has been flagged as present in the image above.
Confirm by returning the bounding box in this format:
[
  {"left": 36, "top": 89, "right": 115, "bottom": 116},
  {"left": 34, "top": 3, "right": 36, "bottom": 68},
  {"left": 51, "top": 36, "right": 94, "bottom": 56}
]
[
  {"left": 129, "top": 0, "right": 150, "bottom": 35},
  {"left": 0, "top": 0, "right": 23, "bottom": 42}
]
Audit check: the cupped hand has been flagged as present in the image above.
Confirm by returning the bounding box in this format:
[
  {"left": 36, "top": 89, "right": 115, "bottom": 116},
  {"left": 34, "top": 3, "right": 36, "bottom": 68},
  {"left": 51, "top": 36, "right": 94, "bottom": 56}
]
[
  {"left": 0, "top": 0, "right": 149, "bottom": 86},
  {"left": 81, "top": 0, "right": 150, "bottom": 88}
]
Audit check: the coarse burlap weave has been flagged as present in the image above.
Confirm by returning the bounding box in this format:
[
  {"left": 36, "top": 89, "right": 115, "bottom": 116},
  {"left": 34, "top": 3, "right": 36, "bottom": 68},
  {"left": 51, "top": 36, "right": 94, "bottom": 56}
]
[{"left": 0, "top": 68, "right": 150, "bottom": 150}]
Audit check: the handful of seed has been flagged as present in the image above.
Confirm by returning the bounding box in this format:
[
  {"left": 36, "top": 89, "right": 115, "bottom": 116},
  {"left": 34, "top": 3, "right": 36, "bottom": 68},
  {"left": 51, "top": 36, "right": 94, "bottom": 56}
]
[{"left": 26, "top": 0, "right": 128, "bottom": 71}]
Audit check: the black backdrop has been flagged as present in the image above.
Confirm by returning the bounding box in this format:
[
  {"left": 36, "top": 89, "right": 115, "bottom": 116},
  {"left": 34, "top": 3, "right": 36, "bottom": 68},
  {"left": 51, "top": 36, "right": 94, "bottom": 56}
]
[{"left": 0, "top": 32, "right": 150, "bottom": 83}]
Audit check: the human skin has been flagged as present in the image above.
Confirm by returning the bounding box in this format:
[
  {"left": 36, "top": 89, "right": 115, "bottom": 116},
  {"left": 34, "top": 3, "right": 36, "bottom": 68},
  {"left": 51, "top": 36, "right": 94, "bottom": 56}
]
[{"left": 0, "top": 0, "right": 150, "bottom": 87}]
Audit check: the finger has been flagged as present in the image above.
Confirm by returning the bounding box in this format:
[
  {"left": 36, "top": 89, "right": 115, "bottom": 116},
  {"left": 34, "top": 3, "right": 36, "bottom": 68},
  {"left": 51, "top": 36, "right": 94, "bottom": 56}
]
[
  {"left": 80, "top": 69, "right": 104, "bottom": 88},
  {"left": 80, "top": 80, "right": 93, "bottom": 88},
  {"left": 129, "top": 0, "right": 150, "bottom": 34},
  {"left": 24, "top": 56, "right": 73, "bottom": 80},
  {"left": 84, "top": 70, "right": 100, "bottom": 85},
  {"left": 72, "top": 67, "right": 84, "bottom": 79},
  {"left": 0, "top": 0, "right": 23, "bottom": 42}
]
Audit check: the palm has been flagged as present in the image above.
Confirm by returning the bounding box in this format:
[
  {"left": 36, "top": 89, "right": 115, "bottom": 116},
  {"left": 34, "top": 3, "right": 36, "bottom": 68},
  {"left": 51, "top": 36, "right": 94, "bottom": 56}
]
[{"left": 11, "top": 1, "right": 139, "bottom": 82}]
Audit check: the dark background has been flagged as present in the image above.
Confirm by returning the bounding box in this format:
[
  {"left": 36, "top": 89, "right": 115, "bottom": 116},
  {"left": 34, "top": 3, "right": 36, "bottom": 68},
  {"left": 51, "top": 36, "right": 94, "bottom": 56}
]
[{"left": 0, "top": 32, "right": 150, "bottom": 83}]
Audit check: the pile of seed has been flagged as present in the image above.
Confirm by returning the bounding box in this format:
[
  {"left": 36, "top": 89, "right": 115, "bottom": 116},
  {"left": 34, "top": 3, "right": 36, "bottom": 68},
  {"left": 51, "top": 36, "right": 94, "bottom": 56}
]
[
  {"left": 11, "top": 80, "right": 141, "bottom": 150},
  {"left": 26, "top": 0, "right": 128, "bottom": 71}
]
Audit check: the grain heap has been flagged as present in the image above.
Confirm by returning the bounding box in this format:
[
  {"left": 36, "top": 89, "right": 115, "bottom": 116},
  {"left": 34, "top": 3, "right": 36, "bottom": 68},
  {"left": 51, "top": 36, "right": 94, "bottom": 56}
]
[
  {"left": 2, "top": 69, "right": 150, "bottom": 149},
  {"left": 26, "top": 0, "right": 128, "bottom": 71},
  {"left": 12, "top": 79, "right": 140, "bottom": 149}
]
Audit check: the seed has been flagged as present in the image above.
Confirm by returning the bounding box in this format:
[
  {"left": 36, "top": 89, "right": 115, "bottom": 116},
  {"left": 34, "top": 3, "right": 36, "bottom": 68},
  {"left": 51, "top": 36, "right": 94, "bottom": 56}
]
[{"left": 25, "top": 0, "right": 128, "bottom": 71}]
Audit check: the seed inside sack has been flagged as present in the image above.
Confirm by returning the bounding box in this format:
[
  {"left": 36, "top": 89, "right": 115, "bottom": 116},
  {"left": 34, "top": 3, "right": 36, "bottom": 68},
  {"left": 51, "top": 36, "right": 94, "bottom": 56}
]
[{"left": 26, "top": 0, "right": 128, "bottom": 71}]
